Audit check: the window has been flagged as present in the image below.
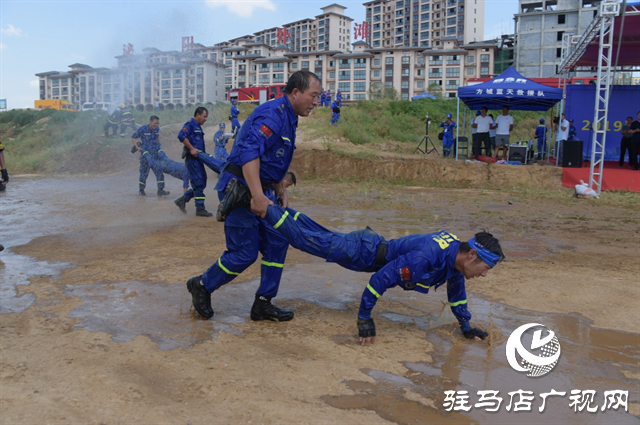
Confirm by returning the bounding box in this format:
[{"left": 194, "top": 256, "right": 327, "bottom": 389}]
[
  {"left": 420, "top": 31, "right": 429, "bottom": 39},
  {"left": 480, "top": 67, "right": 489, "bottom": 77},
  {"left": 173, "top": 79, "right": 183, "bottom": 87},
  {"left": 429, "top": 55, "right": 442, "bottom": 65},
  {"left": 446, "top": 55, "right": 460, "bottom": 65},
  {"left": 385, "top": 57, "right": 394, "bottom": 65},
  {"left": 417, "top": 80, "right": 424, "bottom": 88},
  {"left": 273, "top": 62, "right": 284, "bottom": 71},
  {"left": 339, "top": 70, "right": 351, "bottom": 80},
  {"left": 446, "top": 68, "right": 460, "bottom": 77},
  {"left": 273, "top": 73, "right": 284, "bottom": 83},
  {"left": 401, "top": 81, "right": 409, "bottom": 88},
  {"left": 558, "top": 14, "right": 565, "bottom": 24},
  {"left": 402, "top": 56, "right": 410, "bottom": 64},
  {"left": 372, "top": 70, "right": 381, "bottom": 77},
  {"left": 417, "top": 69, "right": 424, "bottom": 76},
  {"left": 385, "top": 69, "right": 393, "bottom": 77},
  {"left": 467, "top": 55, "right": 475, "bottom": 63},
  {"left": 162, "top": 80, "right": 171, "bottom": 88},
  {"left": 385, "top": 81, "right": 393, "bottom": 88},
  {"left": 339, "top": 58, "right": 351, "bottom": 68},
  {"left": 260, "top": 63, "right": 270, "bottom": 71},
  {"left": 292, "top": 63, "right": 298, "bottom": 69},
  {"left": 174, "top": 69, "right": 182, "bottom": 77},
  {"left": 354, "top": 82, "right": 366, "bottom": 91},
  {"left": 557, "top": 31, "right": 564, "bottom": 42},
  {"left": 353, "top": 93, "right": 366, "bottom": 100},
  {"left": 338, "top": 82, "right": 350, "bottom": 91},
  {"left": 445, "top": 80, "right": 459, "bottom": 89},
  {"left": 421, "top": 13, "right": 430, "bottom": 20},
  {"left": 329, "top": 71, "right": 336, "bottom": 78},
  {"left": 302, "top": 61, "right": 309, "bottom": 68},
  {"left": 354, "top": 58, "right": 366, "bottom": 68},
  {"left": 402, "top": 68, "right": 410, "bottom": 76},
  {"left": 52, "top": 88, "right": 60, "bottom": 95},
  {"left": 421, "top": 22, "right": 429, "bottom": 30},
  {"left": 161, "top": 70, "right": 171, "bottom": 79},
  {"left": 429, "top": 68, "right": 442, "bottom": 77},
  {"left": 314, "top": 60, "right": 322, "bottom": 67},
  {"left": 352, "top": 70, "right": 365, "bottom": 80},
  {"left": 466, "top": 68, "right": 475, "bottom": 75},
  {"left": 480, "top": 54, "right": 490, "bottom": 62},
  {"left": 259, "top": 74, "right": 270, "bottom": 83},
  {"left": 373, "top": 6, "right": 381, "bottom": 13},
  {"left": 162, "top": 90, "right": 170, "bottom": 99},
  {"left": 173, "top": 89, "right": 182, "bottom": 98},
  {"left": 556, "top": 48, "right": 562, "bottom": 58},
  {"left": 374, "top": 58, "right": 381, "bottom": 66}
]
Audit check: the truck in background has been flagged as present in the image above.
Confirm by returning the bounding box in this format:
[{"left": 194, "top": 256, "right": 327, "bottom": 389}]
[
  {"left": 228, "top": 85, "right": 286, "bottom": 104},
  {"left": 34, "top": 99, "right": 77, "bottom": 111}
]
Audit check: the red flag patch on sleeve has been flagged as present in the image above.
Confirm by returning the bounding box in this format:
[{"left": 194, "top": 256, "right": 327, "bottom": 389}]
[
  {"left": 183, "top": 127, "right": 188, "bottom": 132},
  {"left": 259, "top": 124, "right": 273, "bottom": 138},
  {"left": 400, "top": 267, "right": 411, "bottom": 281}
]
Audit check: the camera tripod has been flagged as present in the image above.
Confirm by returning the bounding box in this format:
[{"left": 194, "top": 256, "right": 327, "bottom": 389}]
[{"left": 413, "top": 113, "right": 440, "bottom": 156}]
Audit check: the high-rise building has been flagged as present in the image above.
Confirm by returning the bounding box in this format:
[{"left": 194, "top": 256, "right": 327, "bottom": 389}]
[
  {"left": 364, "top": 0, "right": 485, "bottom": 49},
  {"left": 514, "top": 0, "right": 602, "bottom": 78}
]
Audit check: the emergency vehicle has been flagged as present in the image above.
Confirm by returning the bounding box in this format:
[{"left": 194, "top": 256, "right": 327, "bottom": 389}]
[
  {"left": 34, "top": 99, "right": 77, "bottom": 111},
  {"left": 228, "top": 85, "right": 286, "bottom": 103}
]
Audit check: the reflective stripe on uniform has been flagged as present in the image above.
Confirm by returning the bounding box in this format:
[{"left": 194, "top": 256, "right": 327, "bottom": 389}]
[
  {"left": 294, "top": 212, "right": 301, "bottom": 221},
  {"left": 416, "top": 283, "right": 430, "bottom": 289},
  {"left": 157, "top": 181, "right": 164, "bottom": 183},
  {"left": 282, "top": 137, "right": 291, "bottom": 142},
  {"left": 218, "top": 258, "right": 240, "bottom": 275},
  {"left": 273, "top": 210, "right": 289, "bottom": 229},
  {"left": 139, "top": 182, "right": 146, "bottom": 185},
  {"left": 449, "top": 299, "right": 467, "bottom": 307},
  {"left": 367, "top": 283, "right": 381, "bottom": 298},
  {"left": 261, "top": 260, "right": 284, "bottom": 268},
  {"left": 194, "top": 197, "right": 205, "bottom": 200}
]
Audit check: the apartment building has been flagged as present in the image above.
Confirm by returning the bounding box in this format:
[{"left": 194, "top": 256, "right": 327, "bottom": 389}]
[
  {"left": 364, "top": 0, "right": 485, "bottom": 50},
  {"left": 37, "top": 50, "right": 226, "bottom": 107},
  {"left": 514, "top": 0, "right": 602, "bottom": 78}
]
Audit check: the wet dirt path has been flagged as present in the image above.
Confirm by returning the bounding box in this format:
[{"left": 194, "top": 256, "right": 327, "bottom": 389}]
[{"left": 1, "top": 172, "right": 638, "bottom": 424}]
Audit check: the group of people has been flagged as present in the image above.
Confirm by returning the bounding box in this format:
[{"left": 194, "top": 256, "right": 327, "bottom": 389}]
[
  {"left": 104, "top": 103, "right": 136, "bottom": 138},
  {"left": 173, "top": 70, "right": 504, "bottom": 345}
]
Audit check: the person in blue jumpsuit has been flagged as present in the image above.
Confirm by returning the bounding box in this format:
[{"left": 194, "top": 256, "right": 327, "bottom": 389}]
[
  {"left": 103, "top": 109, "right": 120, "bottom": 138},
  {"left": 119, "top": 104, "right": 136, "bottom": 137},
  {"left": 213, "top": 123, "right": 229, "bottom": 161},
  {"left": 568, "top": 118, "right": 577, "bottom": 141},
  {"left": 172, "top": 151, "right": 224, "bottom": 215},
  {"left": 320, "top": 89, "right": 326, "bottom": 108},
  {"left": 143, "top": 150, "right": 190, "bottom": 193},
  {"left": 230, "top": 99, "right": 241, "bottom": 136},
  {"left": 439, "top": 113, "right": 457, "bottom": 157},
  {"left": 534, "top": 118, "right": 548, "bottom": 159},
  {"left": 174, "top": 107, "right": 212, "bottom": 217},
  {"left": 264, "top": 204, "right": 504, "bottom": 344},
  {"left": 330, "top": 100, "right": 340, "bottom": 126},
  {"left": 131, "top": 116, "right": 169, "bottom": 197},
  {"left": 326, "top": 90, "right": 332, "bottom": 108},
  {"left": 336, "top": 89, "right": 342, "bottom": 104},
  {"left": 185, "top": 70, "right": 322, "bottom": 322}
]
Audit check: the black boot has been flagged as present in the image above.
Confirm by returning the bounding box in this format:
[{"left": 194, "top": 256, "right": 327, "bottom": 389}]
[
  {"left": 174, "top": 196, "right": 187, "bottom": 214},
  {"left": 250, "top": 295, "right": 294, "bottom": 322},
  {"left": 157, "top": 188, "right": 170, "bottom": 197},
  {"left": 186, "top": 275, "right": 214, "bottom": 319},
  {"left": 196, "top": 208, "right": 213, "bottom": 217},
  {"left": 139, "top": 189, "right": 146, "bottom": 196}
]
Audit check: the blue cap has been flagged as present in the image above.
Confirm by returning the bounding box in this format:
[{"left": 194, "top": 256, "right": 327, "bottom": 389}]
[
  {"left": 231, "top": 99, "right": 237, "bottom": 103},
  {"left": 447, "top": 113, "right": 452, "bottom": 118},
  {"left": 539, "top": 118, "right": 545, "bottom": 123},
  {"left": 476, "top": 110, "right": 481, "bottom": 116},
  {"left": 219, "top": 122, "right": 226, "bottom": 127},
  {"left": 569, "top": 118, "right": 574, "bottom": 122}
]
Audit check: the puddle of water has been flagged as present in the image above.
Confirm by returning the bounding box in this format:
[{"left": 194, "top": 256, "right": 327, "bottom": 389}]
[{"left": 321, "top": 293, "right": 639, "bottom": 425}]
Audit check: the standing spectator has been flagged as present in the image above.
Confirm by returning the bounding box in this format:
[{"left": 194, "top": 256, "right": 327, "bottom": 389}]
[
  {"left": 230, "top": 99, "right": 241, "bottom": 136},
  {"left": 174, "top": 107, "right": 212, "bottom": 217},
  {"left": 619, "top": 116, "right": 634, "bottom": 168},
  {"left": 494, "top": 106, "right": 514, "bottom": 160},
  {"left": 568, "top": 119, "right": 577, "bottom": 141},
  {"left": 555, "top": 113, "right": 570, "bottom": 160},
  {"left": 629, "top": 111, "right": 640, "bottom": 171},
  {"left": 471, "top": 110, "right": 480, "bottom": 155},
  {"left": 471, "top": 107, "right": 493, "bottom": 159},
  {"left": 439, "top": 113, "right": 457, "bottom": 157},
  {"left": 213, "top": 123, "right": 229, "bottom": 161},
  {"left": 534, "top": 118, "right": 548, "bottom": 160},
  {"left": 185, "top": 70, "right": 321, "bottom": 322},
  {"left": 488, "top": 114, "right": 496, "bottom": 154}
]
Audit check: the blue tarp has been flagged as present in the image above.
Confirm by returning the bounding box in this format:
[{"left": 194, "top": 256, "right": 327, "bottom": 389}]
[
  {"left": 457, "top": 66, "right": 563, "bottom": 111},
  {"left": 411, "top": 92, "right": 437, "bottom": 101}
]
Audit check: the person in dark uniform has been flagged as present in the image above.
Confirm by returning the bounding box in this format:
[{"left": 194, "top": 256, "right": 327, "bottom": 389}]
[
  {"left": 230, "top": 99, "right": 241, "bottom": 136},
  {"left": 131, "top": 116, "right": 169, "bottom": 197},
  {"left": 619, "top": 116, "right": 634, "bottom": 168},
  {"left": 213, "top": 123, "right": 229, "bottom": 161},
  {"left": 103, "top": 109, "right": 120, "bottom": 138},
  {"left": 330, "top": 100, "right": 341, "bottom": 126},
  {"left": 568, "top": 118, "right": 577, "bottom": 141},
  {"left": 264, "top": 204, "right": 504, "bottom": 344},
  {"left": 174, "top": 107, "right": 212, "bottom": 217},
  {"left": 185, "top": 70, "right": 321, "bottom": 322},
  {"left": 119, "top": 104, "right": 136, "bottom": 137}
]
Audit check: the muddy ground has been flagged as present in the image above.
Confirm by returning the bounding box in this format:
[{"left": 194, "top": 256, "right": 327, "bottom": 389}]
[{"left": 1, "top": 128, "right": 639, "bottom": 424}]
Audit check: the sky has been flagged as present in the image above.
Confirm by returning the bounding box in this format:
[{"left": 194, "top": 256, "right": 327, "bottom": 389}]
[{"left": 0, "top": 0, "right": 517, "bottom": 109}]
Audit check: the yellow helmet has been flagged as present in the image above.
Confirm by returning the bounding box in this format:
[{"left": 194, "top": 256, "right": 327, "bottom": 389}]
[{"left": 119, "top": 103, "right": 126, "bottom": 108}]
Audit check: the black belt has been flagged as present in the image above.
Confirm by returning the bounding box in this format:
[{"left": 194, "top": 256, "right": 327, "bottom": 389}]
[
  {"left": 375, "top": 241, "right": 388, "bottom": 266},
  {"left": 224, "top": 162, "right": 272, "bottom": 192}
]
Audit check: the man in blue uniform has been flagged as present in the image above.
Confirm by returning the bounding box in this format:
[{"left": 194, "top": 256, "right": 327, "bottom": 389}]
[
  {"left": 230, "top": 99, "right": 241, "bottom": 136},
  {"left": 119, "top": 104, "right": 136, "bottom": 137},
  {"left": 264, "top": 204, "right": 504, "bottom": 344},
  {"left": 534, "top": 118, "right": 548, "bottom": 159},
  {"left": 103, "top": 109, "right": 120, "bottom": 138},
  {"left": 439, "top": 113, "right": 457, "bottom": 157},
  {"left": 174, "top": 107, "right": 212, "bottom": 217},
  {"left": 320, "top": 89, "right": 326, "bottom": 108},
  {"left": 568, "top": 118, "right": 577, "bottom": 141},
  {"left": 186, "top": 70, "right": 321, "bottom": 322},
  {"left": 336, "top": 89, "right": 342, "bottom": 104},
  {"left": 330, "top": 100, "right": 341, "bottom": 126},
  {"left": 326, "top": 90, "right": 332, "bottom": 107},
  {"left": 143, "top": 150, "right": 190, "bottom": 193},
  {"left": 131, "top": 116, "right": 169, "bottom": 197},
  {"left": 213, "top": 123, "right": 229, "bottom": 161}
]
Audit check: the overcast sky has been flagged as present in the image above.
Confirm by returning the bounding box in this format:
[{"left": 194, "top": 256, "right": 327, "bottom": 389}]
[{"left": 0, "top": 0, "right": 517, "bottom": 109}]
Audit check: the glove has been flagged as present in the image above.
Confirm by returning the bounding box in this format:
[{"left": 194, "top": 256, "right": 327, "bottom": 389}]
[
  {"left": 357, "top": 318, "right": 376, "bottom": 338},
  {"left": 463, "top": 327, "right": 489, "bottom": 340},
  {"left": 1, "top": 169, "right": 8, "bottom": 183}
]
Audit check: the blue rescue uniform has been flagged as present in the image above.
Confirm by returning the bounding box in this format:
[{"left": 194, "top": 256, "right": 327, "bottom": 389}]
[
  {"left": 568, "top": 124, "right": 577, "bottom": 141},
  {"left": 330, "top": 101, "right": 340, "bottom": 126},
  {"left": 213, "top": 129, "right": 229, "bottom": 161},
  {"left": 230, "top": 104, "right": 241, "bottom": 134},
  {"left": 201, "top": 95, "right": 298, "bottom": 298},
  {"left": 320, "top": 90, "right": 327, "bottom": 108},
  {"left": 336, "top": 91, "right": 342, "bottom": 104},
  {"left": 535, "top": 125, "right": 548, "bottom": 157},
  {"left": 265, "top": 206, "right": 473, "bottom": 332},
  {"left": 132, "top": 124, "right": 165, "bottom": 192},
  {"left": 178, "top": 118, "right": 207, "bottom": 210},
  {"left": 439, "top": 120, "right": 457, "bottom": 157},
  {"left": 145, "top": 150, "right": 190, "bottom": 189}
]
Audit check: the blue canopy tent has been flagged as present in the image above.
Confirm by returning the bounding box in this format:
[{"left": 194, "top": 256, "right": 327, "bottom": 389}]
[
  {"left": 455, "top": 66, "right": 563, "bottom": 160},
  {"left": 411, "top": 92, "right": 437, "bottom": 101}
]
